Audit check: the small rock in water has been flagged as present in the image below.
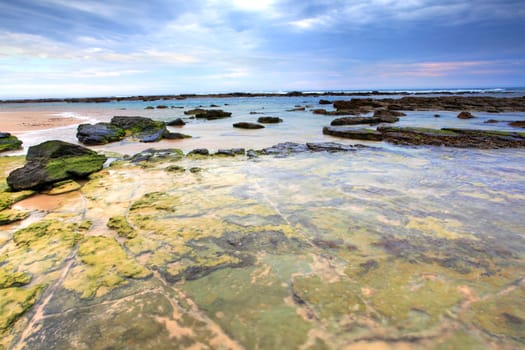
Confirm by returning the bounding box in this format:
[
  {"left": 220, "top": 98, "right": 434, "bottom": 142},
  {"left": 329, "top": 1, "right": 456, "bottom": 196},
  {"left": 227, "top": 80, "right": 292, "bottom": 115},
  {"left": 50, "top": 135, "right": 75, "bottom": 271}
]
[
  {"left": 167, "top": 118, "right": 186, "bottom": 126},
  {"left": 188, "top": 148, "right": 209, "bottom": 156},
  {"left": 457, "top": 111, "right": 475, "bottom": 119},
  {"left": 233, "top": 122, "right": 265, "bottom": 129},
  {"left": 257, "top": 117, "right": 283, "bottom": 124}
]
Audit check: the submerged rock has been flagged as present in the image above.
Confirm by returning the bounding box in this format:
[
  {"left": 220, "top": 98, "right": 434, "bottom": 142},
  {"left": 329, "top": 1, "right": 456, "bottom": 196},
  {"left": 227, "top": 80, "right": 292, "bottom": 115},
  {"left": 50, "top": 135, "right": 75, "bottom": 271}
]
[
  {"left": 509, "top": 120, "right": 525, "bottom": 128},
  {"left": 216, "top": 148, "right": 245, "bottom": 156},
  {"left": 257, "top": 116, "right": 283, "bottom": 124},
  {"left": 7, "top": 140, "right": 106, "bottom": 191},
  {"left": 162, "top": 132, "right": 192, "bottom": 139},
  {"left": 233, "top": 122, "right": 265, "bottom": 129},
  {"left": 187, "top": 148, "right": 209, "bottom": 156},
  {"left": 0, "top": 133, "right": 23, "bottom": 152}
]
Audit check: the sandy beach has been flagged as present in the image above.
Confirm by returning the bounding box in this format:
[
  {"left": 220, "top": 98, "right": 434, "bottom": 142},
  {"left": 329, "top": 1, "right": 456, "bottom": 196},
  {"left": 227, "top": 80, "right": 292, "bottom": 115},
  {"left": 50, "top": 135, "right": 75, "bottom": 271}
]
[{"left": 0, "top": 110, "right": 83, "bottom": 133}]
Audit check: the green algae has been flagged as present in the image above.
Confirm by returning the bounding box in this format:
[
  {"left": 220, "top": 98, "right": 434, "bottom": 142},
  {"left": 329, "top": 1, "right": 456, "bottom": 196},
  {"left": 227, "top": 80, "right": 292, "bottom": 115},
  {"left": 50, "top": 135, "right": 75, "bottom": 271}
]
[
  {"left": 0, "top": 190, "right": 34, "bottom": 211},
  {"left": 46, "top": 179, "right": 82, "bottom": 195},
  {"left": 0, "top": 135, "right": 22, "bottom": 152},
  {"left": 0, "top": 209, "right": 29, "bottom": 225},
  {"left": 107, "top": 215, "right": 137, "bottom": 239},
  {"left": 292, "top": 275, "right": 364, "bottom": 319},
  {"left": 348, "top": 259, "right": 463, "bottom": 333},
  {"left": 0, "top": 264, "right": 31, "bottom": 288},
  {"left": 44, "top": 154, "right": 107, "bottom": 180},
  {"left": 183, "top": 265, "right": 312, "bottom": 350},
  {"left": 63, "top": 236, "right": 151, "bottom": 298},
  {"left": 0, "top": 284, "right": 44, "bottom": 331},
  {"left": 467, "top": 286, "right": 525, "bottom": 339},
  {"left": 13, "top": 220, "right": 82, "bottom": 247},
  {"left": 165, "top": 165, "right": 185, "bottom": 172}
]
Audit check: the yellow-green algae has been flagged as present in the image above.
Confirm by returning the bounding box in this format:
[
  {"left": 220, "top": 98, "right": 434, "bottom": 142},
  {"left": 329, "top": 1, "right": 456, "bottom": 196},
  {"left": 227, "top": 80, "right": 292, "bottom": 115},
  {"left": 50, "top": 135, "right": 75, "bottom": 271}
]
[
  {"left": 107, "top": 215, "right": 137, "bottom": 239},
  {"left": 63, "top": 236, "right": 151, "bottom": 298},
  {"left": 45, "top": 179, "right": 82, "bottom": 195},
  {"left": 0, "top": 208, "right": 29, "bottom": 225},
  {"left": 0, "top": 284, "right": 44, "bottom": 331},
  {"left": 466, "top": 285, "right": 525, "bottom": 339},
  {"left": 0, "top": 264, "right": 31, "bottom": 288}
]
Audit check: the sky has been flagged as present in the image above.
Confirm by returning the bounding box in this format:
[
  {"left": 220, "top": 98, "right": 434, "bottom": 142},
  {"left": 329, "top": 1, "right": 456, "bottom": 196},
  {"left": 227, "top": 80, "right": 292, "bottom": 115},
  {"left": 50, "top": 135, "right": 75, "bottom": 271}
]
[{"left": 0, "top": 0, "right": 524, "bottom": 98}]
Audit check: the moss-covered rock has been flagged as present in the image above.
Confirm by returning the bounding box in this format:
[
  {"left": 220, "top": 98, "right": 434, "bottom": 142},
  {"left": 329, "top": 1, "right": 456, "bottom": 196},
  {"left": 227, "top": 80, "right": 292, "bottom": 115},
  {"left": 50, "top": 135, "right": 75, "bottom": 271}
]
[
  {"left": 6, "top": 140, "right": 106, "bottom": 191},
  {"left": 0, "top": 209, "right": 29, "bottom": 225},
  {"left": 0, "top": 264, "right": 31, "bottom": 289},
  {"left": 0, "top": 133, "right": 22, "bottom": 153},
  {"left": 45, "top": 179, "right": 82, "bottom": 195}
]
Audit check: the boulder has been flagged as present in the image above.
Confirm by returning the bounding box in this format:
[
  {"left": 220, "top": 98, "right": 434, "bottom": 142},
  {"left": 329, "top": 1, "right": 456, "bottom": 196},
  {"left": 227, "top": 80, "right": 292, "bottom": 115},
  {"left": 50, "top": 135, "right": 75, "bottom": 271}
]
[
  {"left": 77, "top": 123, "right": 125, "bottom": 145},
  {"left": 7, "top": 140, "right": 106, "bottom": 191},
  {"left": 0, "top": 132, "right": 23, "bottom": 152},
  {"left": 167, "top": 118, "right": 186, "bottom": 126},
  {"left": 257, "top": 117, "right": 283, "bottom": 124},
  {"left": 323, "top": 127, "right": 383, "bottom": 141},
  {"left": 457, "top": 111, "right": 475, "bottom": 119},
  {"left": 191, "top": 109, "right": 232, "bottom": 120},
  {"left": 233, "top": 122, "right": 265, "bottom": 129}
]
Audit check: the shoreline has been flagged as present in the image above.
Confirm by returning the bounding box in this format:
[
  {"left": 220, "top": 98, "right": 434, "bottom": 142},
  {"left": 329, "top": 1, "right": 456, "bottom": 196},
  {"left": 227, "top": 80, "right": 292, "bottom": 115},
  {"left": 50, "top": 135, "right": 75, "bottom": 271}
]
[{"left": 0, "top": 111, "right": 84, "bottom": 134}]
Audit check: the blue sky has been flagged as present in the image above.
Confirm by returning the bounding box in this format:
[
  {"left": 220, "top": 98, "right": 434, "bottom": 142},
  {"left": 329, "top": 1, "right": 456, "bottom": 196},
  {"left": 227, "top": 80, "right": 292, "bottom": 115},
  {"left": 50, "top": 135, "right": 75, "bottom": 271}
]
[{"left": 0, "top": 0, "right": 524, "bottom": 98}]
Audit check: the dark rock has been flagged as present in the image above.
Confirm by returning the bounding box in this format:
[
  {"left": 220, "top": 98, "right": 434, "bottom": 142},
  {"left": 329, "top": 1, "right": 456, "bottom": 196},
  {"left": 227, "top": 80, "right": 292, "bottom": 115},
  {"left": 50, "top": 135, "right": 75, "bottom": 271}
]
[
  {"left": 7, "top": 140, "right": 106, "bottom": 191},
  {"left": 136, "top": 128, "right": 165, "bottom": 142},
  {"left": 323, "top": 126, "right": 383, "bottom": 141},
  {"left": 167, "top": 118, "right": 186, "bottom": 126},
  {"left": 306, "top": 142, "right": 355, "bottom": 152},
  {"left": 163, "top": 132, "right": 192, "bottom": 139},
  {"left": 0, "top": 133, "right": 23, "bottom": 152},
  {"left": 246, "top": 150, "right": 259, "bottom": 158},
  {"left": 156, "top": 105, "right": 168, "bottom": 109},
  {"left": 77, "top": 123, "right": 125, "bottom": 145},
  {"left": 189, "top": 167, "right": 202, "bottom": 173},
  {"left": 434, "top": 114, "right": 441, "bottom": 118},
  {"left": 257, "top": 117, "right": 283, "bottom": 124},
  {"left": 216, "top": 148, "right": 245, "bottom": 156},
  {"left": 249, "top": 111, "right": 264, "bottom": 115},
  {"left": 184, "top": 108, "right": 206, "bottom": 115},
  {"left": 144, "top": 106, "right": 154, "bottom": 110},
  {"left": 233, "top": 122, "right": 265, "bottom": 129},
  {"left": 484, "top": 119, "right": 500, "bottom": 123},
  {"left": 330, "top": 115, "right": 399, "bottom": 126},
  {"left": 129, "top": 148, "right": 184, "bottom": 163},
  {"left": 286, "top": 107, "right": 306, "bottom": 112},
  {"left": 319, "top": 99, "right": 332, "bottom": 105},
  {"left": 193, "top": 109, "right": 232, "bottom": 120},
  {"left": 373, "top": 109, "right": 406, "bottom": 118},
  {"left": 509, "top": 121, "right": 525, "bottom": 128},
  {"left": 187, "top": 148, "right": 209, "bottom": 156},
  {"left": 457, "top": 111, "right": 475, "bottom": 119},
  {"left": 210, "top": 104, "right": 220, "bottom": 108}
]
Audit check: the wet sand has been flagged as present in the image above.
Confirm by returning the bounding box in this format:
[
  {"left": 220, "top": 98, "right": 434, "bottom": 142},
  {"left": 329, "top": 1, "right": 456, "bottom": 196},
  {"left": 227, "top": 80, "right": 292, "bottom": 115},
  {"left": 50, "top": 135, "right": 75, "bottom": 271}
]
[{"left": 0, "top": 111, "right": 83, "bottom": 133}]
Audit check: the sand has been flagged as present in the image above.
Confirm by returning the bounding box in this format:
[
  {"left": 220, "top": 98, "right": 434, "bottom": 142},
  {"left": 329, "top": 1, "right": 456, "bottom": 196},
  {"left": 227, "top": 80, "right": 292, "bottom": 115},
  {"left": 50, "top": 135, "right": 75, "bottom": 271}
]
[{"left": 0, "top": 111, "right": 82, "bottom": 133}]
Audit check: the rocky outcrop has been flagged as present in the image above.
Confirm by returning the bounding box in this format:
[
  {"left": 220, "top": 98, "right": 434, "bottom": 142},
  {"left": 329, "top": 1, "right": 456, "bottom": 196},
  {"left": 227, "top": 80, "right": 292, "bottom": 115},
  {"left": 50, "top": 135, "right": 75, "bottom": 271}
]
[
  {"left": 324, "top": 125, "right": 525, "bottom": 148},
  {"left": 216, "top": 148, "right": 246, "bottom": 156},
  {"left": 257, "top": 117, "right": 283, "bottom": 124},
  {"left": 7, "top": 140, "right": 106, "bottom": 190},
  {"left": 0, "top": 132, "right": 23, "bottom": 152},
  {"left": 323, "top": 127, "right": 383, "bottom": 141},
  {"left": 257, "top": 142, "right": 362, "bottom": 157},
  {"left": 373, "top": 109, "right": 406, "bottom": 118},
  {"left": 233, "top": 122, "right": 265, "bottom": 129}
]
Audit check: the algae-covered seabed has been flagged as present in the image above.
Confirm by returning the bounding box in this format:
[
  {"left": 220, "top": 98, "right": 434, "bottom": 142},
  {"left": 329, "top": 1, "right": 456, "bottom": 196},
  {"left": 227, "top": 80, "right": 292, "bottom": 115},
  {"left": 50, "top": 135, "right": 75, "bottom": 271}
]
[{"left": 1, "top": 147, "right": 524, "bottom": 350}]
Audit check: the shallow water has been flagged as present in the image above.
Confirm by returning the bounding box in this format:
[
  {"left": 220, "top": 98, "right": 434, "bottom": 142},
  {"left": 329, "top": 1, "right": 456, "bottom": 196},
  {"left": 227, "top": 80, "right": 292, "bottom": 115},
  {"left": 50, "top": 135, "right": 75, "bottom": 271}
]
[
  {"left": 2, "top": 95, "right": 525, "bottom": 155},
  {"left": 1, "top": 144, "right": 524, "bottom": 349}
]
